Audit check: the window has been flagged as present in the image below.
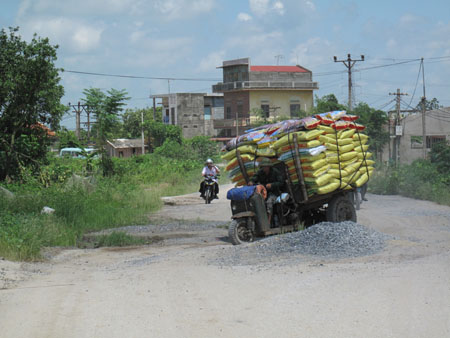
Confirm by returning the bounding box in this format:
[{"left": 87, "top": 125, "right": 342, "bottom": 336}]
[
  {"left": 290, "top": 104, "right": 301, "bottom": 117},
  {"left": 119, "top": 151, "right": 124, "bottom": 158},
  {"left": 411, "top": 135, "right": 446, "bottom": 149},
  {"left": 193, "top": 125, "right": 198, "bottom": 128},
  {"left": 132, "top": 148, "right": 136, "bottom": 154},
  {"left": 225, "top": 129, "right": 232, "bottom": 137},
  {"left": 426, "top": 135, "right": 446, "bottom": 149},
  {"left": 261, "top": 104, "right": 270, "bottom": 118},
  {"left": 204, "top": 106, "right": 211, "bottom": 120},
  {"left": 226, "top": 106, "right": 232, "bottom": 119},
  {"left": 171, "top": 107, "right": 175, "bottom": 125},
  {"left": 410, "top": 136, "right": 423, "bottom": 149},
  {"left": 237, "top": 101, "right": 243, "bottom": 118}
]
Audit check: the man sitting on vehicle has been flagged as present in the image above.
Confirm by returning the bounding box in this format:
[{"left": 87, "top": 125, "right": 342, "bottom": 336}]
[
  {"left": 248, "top": 158, "right": 284, "bottom": 224},
  {"left": 199, "top": 159, "right": 220, "bottom": 199}
]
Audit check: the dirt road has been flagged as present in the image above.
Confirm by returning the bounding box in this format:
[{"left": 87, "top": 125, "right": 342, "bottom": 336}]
[{"left": 1, "top": 185, "right": 450, "bottom": 338}]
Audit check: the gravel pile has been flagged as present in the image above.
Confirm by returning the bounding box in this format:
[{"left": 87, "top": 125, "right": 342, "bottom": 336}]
[{"left": 214, "top": 221, "right": 392, "bottom": 266}]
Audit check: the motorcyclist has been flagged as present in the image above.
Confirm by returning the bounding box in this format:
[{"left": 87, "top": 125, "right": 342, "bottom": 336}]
[
  {"left": 199, "top": 159, "right": 220, "bottom": 199},
  {"left": 248, "top": 158, "right": 284, "bottom": 225}
]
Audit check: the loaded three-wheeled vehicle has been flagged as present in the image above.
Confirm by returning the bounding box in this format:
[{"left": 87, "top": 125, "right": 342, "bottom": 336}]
[{"left": 227, "top": 156, "right": 358, "bottom": 245}]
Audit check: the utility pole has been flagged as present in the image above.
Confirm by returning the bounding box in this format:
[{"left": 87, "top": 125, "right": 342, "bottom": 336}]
[
  {"left": 235, "top": 112, "right": 239, "bottom": 137},
  {"left": 153, "top": 97, "right": 156, "bottom": 121},
  {"left": 420, "top": 58, "right": 427, "bottom": 159},
  {"left": 141, "top": 110, "right": 145, "bottom": 155},
  {"left": 389, "top": 89, "right": 408, "bottom": 164},
  {"left": 333, "top": 54, "right": 365, "bottom": 111},
  {"left": 69, "top": 102, "right": 94, "bottom": 142},
  {"left": 275, "top": 54, "right": 284, "bottom": 65}
]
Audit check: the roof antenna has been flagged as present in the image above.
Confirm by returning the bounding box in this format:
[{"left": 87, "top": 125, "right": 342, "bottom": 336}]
[{"left": 275, "top": 54, "right": 284, "bottom": 65}]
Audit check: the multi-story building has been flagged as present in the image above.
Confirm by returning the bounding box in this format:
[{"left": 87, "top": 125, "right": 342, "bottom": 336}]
[
  {"left": 212, "top": 57, "right": 319, "bottom": 137},
  {"left": 150, "top": 93, "right": 224, "bottom": 139}
]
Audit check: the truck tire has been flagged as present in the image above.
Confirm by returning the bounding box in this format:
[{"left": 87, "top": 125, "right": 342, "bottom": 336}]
[
  {"left": 229, "top": 219, "right": 253, "bottom": 245},
  {"left": 326, "top": 195, "right": 357, "bottom": 223}
]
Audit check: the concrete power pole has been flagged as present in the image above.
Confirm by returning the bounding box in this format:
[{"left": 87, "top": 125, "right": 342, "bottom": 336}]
[
  {"left": 333, "top": 54, "right": 365, "bottom": 111},
  {"left": 141, "top": 110, "right": 145, "bottom": 155},
  {"left": 389, "top": 89, "right": 408, "bottom": 164},
  {"left": 420, "top": 58, "right": 427, "bottom": 159}
]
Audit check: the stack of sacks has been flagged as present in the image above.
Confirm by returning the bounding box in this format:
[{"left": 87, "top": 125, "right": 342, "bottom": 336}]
[
  {"left": 315, "top": 111, "right": 375, "bottom": 190},
  {"left": 221, "top": 143, "right": 278, "bottom": 187},
  {"left": 221, "top": 111, "right": 375, "bottom": 193}
]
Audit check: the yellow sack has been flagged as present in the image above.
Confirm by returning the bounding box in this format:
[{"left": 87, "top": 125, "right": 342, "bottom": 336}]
[
  {"left": 320, "top": 135, "right": 353, "bottom": 146},
  {"left": 284, "top": 153, "right": 326, "bottom": 169},
  {"left": 301, "top": 158, "right": 328, "bottom": 171},
  {"left": 231, "top": 169, "right": 256, "bottom": 183},
  {"left": 352, "top": 133, "right": 368, "bottom": 141},
  {"left": 326, "top": 151, "right": 357, "bottom": 163},
  {"left": 272, "top": 130, "right": 323, "bottom": 149},
  {"left": 304, "top": 173, "right": 333, "bottom": 187},
  {"left": 317, "top": 180, "right": 341, "bottom": 195},
  {"left": 339, "top": 129, "right": 356, "bottom": 139},
  {"left": 358, "top": 166, "right": 374, "bottom": 175},
  {"left": 221, "top": 145, "right": 257, "bottom": 161},
  {"left": 301, "top": 165, "right": 330, "bottom": 178},
  {"left": 255, "top": 147, "right": 276, "bottom": 157},
  {"left": 318, "top": 125, "right": 335, "bottom": 134},
  {"left": 354, "top": 144, "right": 369, "bottom": 152},
  {"left": 328, "top": 168, "right": 350, "bottom": 178},
  {"left": 325, "top": 143, "right": 354, "bottom": 153},
  {"left": 357, "top": 151, "right": 372, "bottom": 159},
  {"left": 361, "top": 159, "right": 375, "bottom": 166},
  {"left": 348, "top": 171, "right": 362, "bottom": 184},
  {"left": 355, "top": 173, "right": 370, "bottom": 187},
  {"left": 353, "top": 138, "right": 368, "bottom": 146},
  {"left": 225, "top": 154, "right": 255, "bottom": 171}
]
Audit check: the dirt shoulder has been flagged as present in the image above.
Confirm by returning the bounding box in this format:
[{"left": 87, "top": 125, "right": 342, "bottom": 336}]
[{"left": 1, "top": 186, "right": 450, "bottom": 338}]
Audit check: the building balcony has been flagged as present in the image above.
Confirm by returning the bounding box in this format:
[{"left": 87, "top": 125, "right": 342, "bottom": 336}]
[
  {"left": 213, "top": 80, "right": 319, "bottom": 92},
  {"left": 213, "top": 118, "right": 251, "bottom": 129}
]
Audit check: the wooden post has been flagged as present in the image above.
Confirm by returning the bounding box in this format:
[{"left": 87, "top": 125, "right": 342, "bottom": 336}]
[
  {"left": 236, "top": 149, "right": 249, "bottom": 184},
  {"left": 293, "top": 134, "right": 308, "bottom": 202}
]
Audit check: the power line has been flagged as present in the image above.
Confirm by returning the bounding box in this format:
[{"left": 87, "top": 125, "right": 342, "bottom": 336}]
[{"left": 62, "top": 70, "right": 221, "bottom": 82}]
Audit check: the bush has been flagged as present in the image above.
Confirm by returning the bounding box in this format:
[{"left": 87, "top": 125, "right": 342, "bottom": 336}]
[{"left": 369, "top": 159, "right": 450, "bottom": 205}]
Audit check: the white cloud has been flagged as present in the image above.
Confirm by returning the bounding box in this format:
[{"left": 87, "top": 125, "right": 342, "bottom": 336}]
[
  {"left": 400, "top": 13, "right": 420, "bottom": 25},
  {"left": 305, "top": 0, "right": 315, "bottom": 11},
  {"left": 386, "top": 38, "right": 397, "bottom": 49},
  {"left": 18, "top": 0, "right": 140, "bottom": 16},
  {"left": 197, "top": 51, "right": 226, "bottom": 72},
  {"left": 273, "top": 1, "right": 284, "bottom": 15},
  {"left": 238, "top": 12, "right": 253, "bottom": 22},
  {"left": 249, "top": 0, "right": 270, "bottom": 16},
  {"left": 22, "top": 17, "right": 103, "bottom": 52},
  {"left": 289, "top": 37, "right": 334, "bottom": 68},
  {"left": 153, "top": 0, "right": 216, "bottom": 20}
]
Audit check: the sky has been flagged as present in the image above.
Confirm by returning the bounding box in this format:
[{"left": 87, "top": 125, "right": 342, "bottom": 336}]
[{"left": 1, "top": 0, "right": 450, "bottom": 129}]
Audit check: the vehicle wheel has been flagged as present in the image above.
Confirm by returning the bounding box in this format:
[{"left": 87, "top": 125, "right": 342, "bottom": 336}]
[
  {"left": 326, "top": 195, "right": 357, "bottom": 223},
  {"left": 355, "top": 191, "right": 361, "bottom": 211},
  {"left": 205, "top": 187, "right": 211, "bottom": 204},
  {"left": 228, "top": 219, "right": 253, "bottom": 245}
]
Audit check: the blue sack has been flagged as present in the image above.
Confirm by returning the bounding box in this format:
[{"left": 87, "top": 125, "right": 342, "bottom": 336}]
[{"left": 227, "top": 186, "right": 256, "bottom": 201}]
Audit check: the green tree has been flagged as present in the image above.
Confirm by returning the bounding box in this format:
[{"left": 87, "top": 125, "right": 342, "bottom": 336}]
[
  {"left": 314, "top": 94, "right": 347, "bottom": 114},
  {"left": 352, "top": 102, "right": 390, "bottom": 159},
  {"left": 0, "top": 27, "right": 66, "bottom": 181},
  {"left": 82, "top": 88, "right": 129, "bottom": 143},
  {"left": 121, "top": 107, "right": 162, "bottom": 138},
  {"left": 416, "top": 97, "right": 441, "bottom": 111},
  {"left": 145, "top": 121, "right": 182, "bottom": 150},
  {"left": 57, "top": 128, "right": 80, "bottom": 149}
]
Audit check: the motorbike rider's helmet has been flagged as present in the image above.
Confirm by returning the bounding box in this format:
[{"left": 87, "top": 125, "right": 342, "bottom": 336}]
[{"left": 206, "top": 158, "right": 213, "bottom": 165}]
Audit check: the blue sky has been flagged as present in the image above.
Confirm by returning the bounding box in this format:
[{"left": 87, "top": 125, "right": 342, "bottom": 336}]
[{"left": 1, "top": 0, "right": 450, "bottom": 129}]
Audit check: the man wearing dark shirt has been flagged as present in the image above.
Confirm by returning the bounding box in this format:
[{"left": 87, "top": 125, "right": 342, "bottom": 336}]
[{"left": 248, "top": 158, "right": 284, "bottom": 224}]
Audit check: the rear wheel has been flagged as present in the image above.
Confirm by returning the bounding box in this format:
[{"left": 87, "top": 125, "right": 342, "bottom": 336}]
[
  {"left": 229, "top": 219, "right": 254, "bottom": 245},
  {"left": 326, "top": 195, "right": 357, "bottom": 223}
]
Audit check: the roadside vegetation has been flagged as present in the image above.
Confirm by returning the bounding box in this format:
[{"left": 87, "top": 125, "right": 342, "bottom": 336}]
[
  {"left": 0, "top": 137, "right": 221, "bottom": 261},
  {"left": 369, "top": 142, "right": 450, "bottom": 205}
]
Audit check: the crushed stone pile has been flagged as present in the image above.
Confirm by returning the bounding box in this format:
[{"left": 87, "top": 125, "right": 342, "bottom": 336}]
[{"left": 214, "top": 221, "right": 392, "bottom": 266}]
